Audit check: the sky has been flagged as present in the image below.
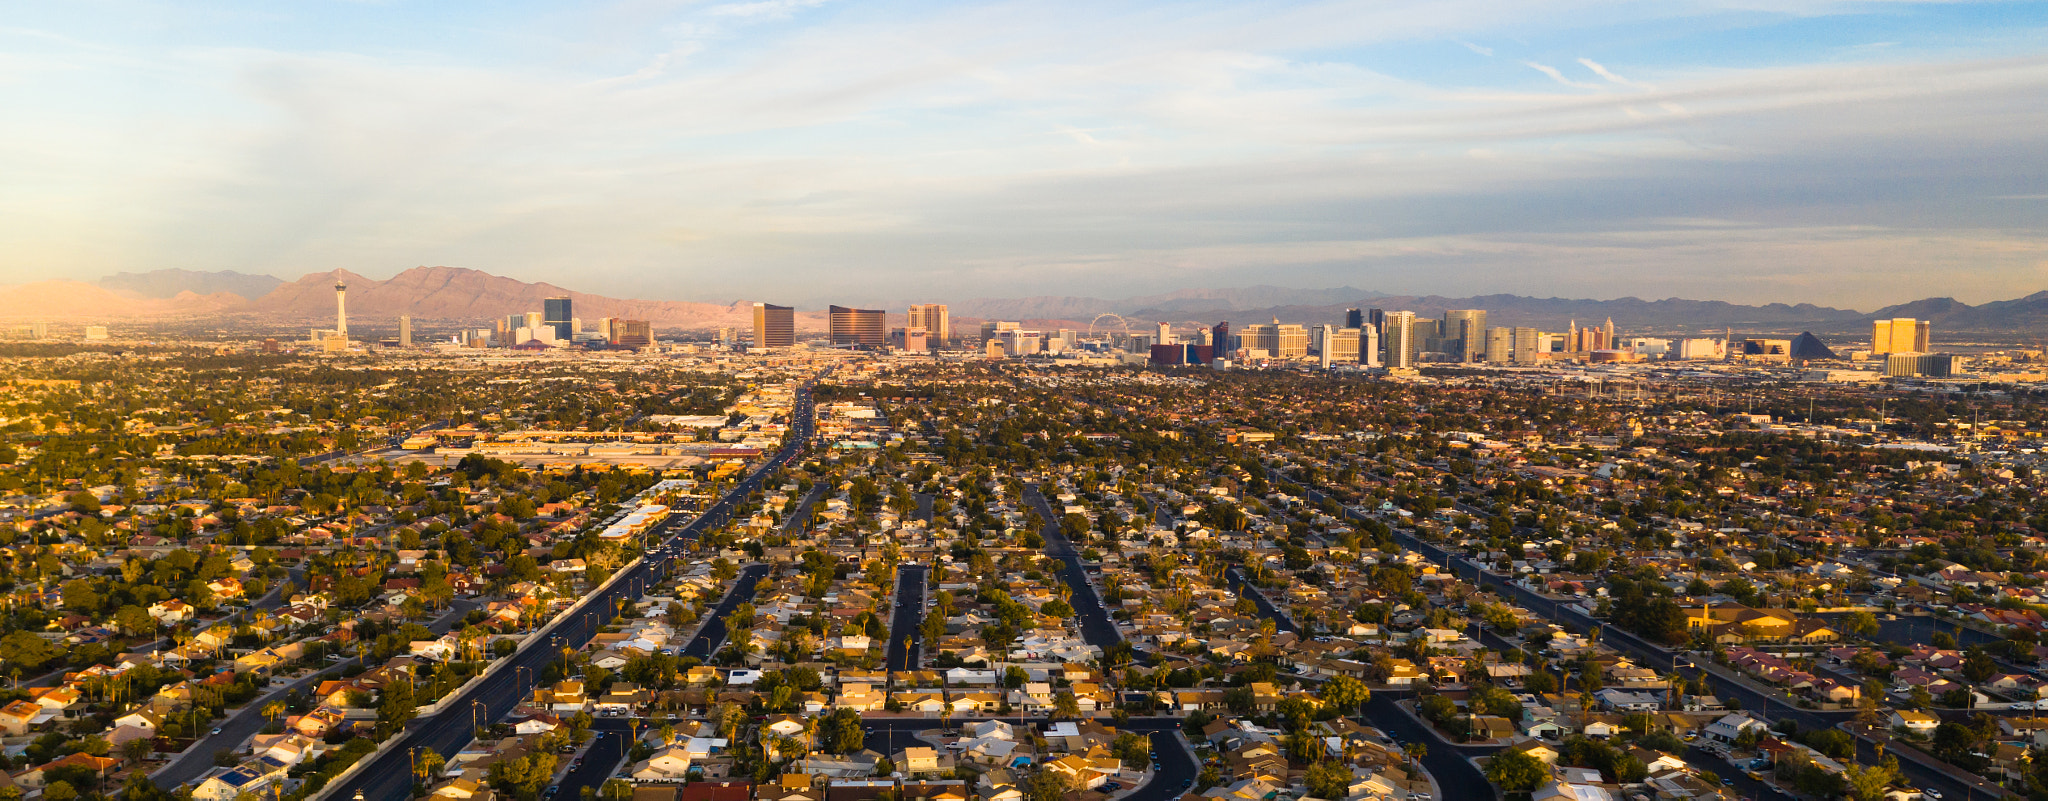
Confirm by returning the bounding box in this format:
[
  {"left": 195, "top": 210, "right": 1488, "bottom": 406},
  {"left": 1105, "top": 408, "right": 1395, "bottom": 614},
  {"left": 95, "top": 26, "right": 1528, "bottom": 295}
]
[{"left": 3, "top": 0, "right": 2047, "bottom": 311}]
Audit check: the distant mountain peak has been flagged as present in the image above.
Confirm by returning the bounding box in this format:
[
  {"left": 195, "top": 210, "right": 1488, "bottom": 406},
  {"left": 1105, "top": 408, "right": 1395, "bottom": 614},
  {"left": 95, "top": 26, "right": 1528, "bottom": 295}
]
[{"left": 97, "top": 268, "right": 283, "bottom": 301}]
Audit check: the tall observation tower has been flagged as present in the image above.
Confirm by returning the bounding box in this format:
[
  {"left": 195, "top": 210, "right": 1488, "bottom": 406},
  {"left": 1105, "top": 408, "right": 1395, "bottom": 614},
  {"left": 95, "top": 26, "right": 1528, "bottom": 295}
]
[{"left": 335, "top": 282, "right": 349, "bottom": 338}]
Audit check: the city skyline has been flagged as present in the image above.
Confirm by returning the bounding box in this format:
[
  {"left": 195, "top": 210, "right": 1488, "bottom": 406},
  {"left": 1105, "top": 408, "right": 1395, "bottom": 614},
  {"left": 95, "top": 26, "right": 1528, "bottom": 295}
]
[{"left": 4, "top": 2, "right": 2047, "bottom": 307}]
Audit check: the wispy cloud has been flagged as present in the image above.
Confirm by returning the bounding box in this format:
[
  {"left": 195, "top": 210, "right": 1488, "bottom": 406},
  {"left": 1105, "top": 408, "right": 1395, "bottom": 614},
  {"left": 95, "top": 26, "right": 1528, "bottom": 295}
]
[
  {"left": 707, "top": 0, "right": 831, "bottom": 19},
  {"left": 1459, "top": 40, "right": 1494, "bottom": 57},
  {"left": 1525, "top": 60, "right": 1601, "bottom": 89},
  {"left": 1578, "top": 57, "right": 1648, "bottom": 88}
]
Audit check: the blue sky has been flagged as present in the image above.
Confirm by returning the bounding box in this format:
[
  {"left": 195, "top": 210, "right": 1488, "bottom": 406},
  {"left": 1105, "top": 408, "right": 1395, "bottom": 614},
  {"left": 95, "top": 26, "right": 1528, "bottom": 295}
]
[{"left": 3, "top": 0, "right": 2045, "bottom": 310}]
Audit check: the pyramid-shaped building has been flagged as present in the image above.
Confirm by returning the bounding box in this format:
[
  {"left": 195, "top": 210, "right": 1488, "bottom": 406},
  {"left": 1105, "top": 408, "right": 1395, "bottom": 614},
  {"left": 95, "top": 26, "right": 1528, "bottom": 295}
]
[{"left": 1789, "top": 331, "right": 1838, "bottom": 361}]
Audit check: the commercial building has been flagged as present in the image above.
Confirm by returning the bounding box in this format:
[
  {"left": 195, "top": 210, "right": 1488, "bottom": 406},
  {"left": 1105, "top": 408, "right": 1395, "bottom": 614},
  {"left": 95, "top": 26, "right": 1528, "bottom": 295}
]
[
  {"left": 1384, "top": 311, "right": 1418, "bottom": 369},
  {"left": 827, "top": 305, "right": 889, "bottom": 347},
  {"left": 1621, "top": 337, "right": 1670, "bottom": 358},
  {"left": 1444, "top": 309, "right": 1487, "bottom": 362},
  {"left": 1322, "top": 327, "right": 1361, "bottom": 364},
  {"left": 753, "top": 303, "right": 795, "bottom": 348},
  {"left": 996, "top": 329, "right": 1042, "bottom": 356},
  {"left": 1565, "top": 319, "right": 1615, "bottom": 353},
  {"left": 1873, "top": 318, "right": 1931, "bottom": 354},
  {"left": 397, "top": 315, "right": 412, "bottom": 347},
  {"left": 1240, "top": 320, "right": 1308, "bottom": 360},
  {"left": 611, "top": 319, "right": 652, "bottom": 348},
  {"left": 1345, "top": 308, "right": 1364, "bottom": 329},
  {"left": 1676, "top": 338, "right": 1727, "bottom": 360},
  {"left": 1149, "top": 343, "right": 1215, "bottom": 366},
  {"left": 906, "top": 304, "right": 950, "bottom": 346},
  {"left": 544, "top": 296, "right": 573, "bottom": 341},
  {"left": 1512, "top": 327, "right": 1542, "bottom": 364},
  {"left": 1484, "top": 326, "right": 1513, "bottom": 364},
  {"left": 981, "top": 320, "right": 1021, "bottom": 343},
  {"left": 1885, "top": 352, "right": 1954, "bottom": 378}
]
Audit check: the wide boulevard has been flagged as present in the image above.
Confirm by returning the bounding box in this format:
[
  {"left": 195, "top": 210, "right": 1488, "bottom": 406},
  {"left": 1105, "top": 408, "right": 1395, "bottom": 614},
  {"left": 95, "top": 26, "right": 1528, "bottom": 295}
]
[{"left": 323, "top": 383, "right": 817, "bottom": 801}]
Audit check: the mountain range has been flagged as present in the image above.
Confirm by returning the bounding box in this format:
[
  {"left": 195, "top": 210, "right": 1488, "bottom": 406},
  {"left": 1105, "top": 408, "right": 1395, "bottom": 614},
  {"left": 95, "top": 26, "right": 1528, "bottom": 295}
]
[
  {"left": 3, "top": 266, "right": 2045, "bottom": 337},
  {"left": 97, "top": 269, "right": 283, "bottom": 301}
]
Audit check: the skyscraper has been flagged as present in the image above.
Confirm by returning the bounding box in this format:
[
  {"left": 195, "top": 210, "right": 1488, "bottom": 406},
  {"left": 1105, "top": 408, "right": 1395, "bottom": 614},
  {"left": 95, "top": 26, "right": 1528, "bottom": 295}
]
[
  {"left": 1212, "top": 322, "right": 1231, "bottom": 353},
  {"left": 612, "top": 320, "right": 652, "bottom": 347},
  {"left": 1345, "top": 308, "right": 1364, "bottom": 329},
  {"left": 1444, "top": 309, "right": 1487, "bottom": 362},
  {"left": 398, "top": 315, "right": 412, "bottom": 347},
  {"left": 906, "top": 304, "right": 950, "bottom": 346},
  {"left": 334, "top": 282, "right": 349, "bottom": 338},
  {"left": 544, "top": 297, "right": 573, "bottom": 341},
  {"left": 827, "top": 305, "right": 888, "bottom": 347},
  {"left": 753, "top": 303, "right": 795, "bottom": 348},
  {"left": 1484, "top": 326, "right": 1512, "bottom": 364},
  {"left": 1275, "top": 323, "right": 1308, "bottom": 359},
  {"left": 1240, "top": 323, "right": 1276, "bottom": 356},
  {"left": 1384, "top": 311, "right": 1418, "bottom": 369},
  {"left": 1324, "top": 327, "right": 1360, "bottom": 364},
  {"left": 1360, "top": 324, "right": 1381, "bottom": 367},
  {"left": 1512, "top": 327, "right": 1542, "bottom": 364},
  {"left": 1155, "top": 322, "right": 1174, "bottom": 346},
  {"left": 1873, "top": 318, "right": 1931, "bottom": 354}
]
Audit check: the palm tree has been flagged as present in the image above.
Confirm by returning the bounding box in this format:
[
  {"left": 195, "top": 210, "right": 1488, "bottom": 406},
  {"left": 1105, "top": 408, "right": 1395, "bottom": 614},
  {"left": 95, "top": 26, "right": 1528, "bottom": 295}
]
[
  {"left": 262, "top": 701, "right": 285, "bottom": 731},
  {"left": 413, "top": 746, "right": 445, "bottom": 787},
  {"left": 1402, "top": 742, "right": 1427, "bottom": 768}
]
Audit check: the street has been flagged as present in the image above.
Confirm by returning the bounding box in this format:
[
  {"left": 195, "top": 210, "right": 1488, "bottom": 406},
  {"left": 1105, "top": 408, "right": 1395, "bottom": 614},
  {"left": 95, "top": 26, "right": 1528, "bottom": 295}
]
[{"left": 321, "top": 383, "right": 816, "bottom": 801}]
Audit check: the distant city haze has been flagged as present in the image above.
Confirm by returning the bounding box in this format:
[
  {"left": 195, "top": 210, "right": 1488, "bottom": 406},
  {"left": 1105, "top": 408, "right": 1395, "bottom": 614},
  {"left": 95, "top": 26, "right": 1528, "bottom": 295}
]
[
  {"left": 3, "top": 2, "right": 2047, "bottom": 307},
  {"left": 3, "top": 266, "right": 2041, "bottom": 337}
]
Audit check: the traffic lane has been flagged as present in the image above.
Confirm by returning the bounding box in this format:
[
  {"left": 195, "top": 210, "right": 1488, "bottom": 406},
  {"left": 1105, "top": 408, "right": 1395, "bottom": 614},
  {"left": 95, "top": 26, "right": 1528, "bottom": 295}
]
[
  {"left": 863, "top": 724, "right": 931, "bottom": 755},
  {"left": 553, "top": 729, "right": 630, "bottom": 801},
  {"left": 682, "top": 565, "right": 771, "bottom": 660},
  {"left": 336, "top": 492, "right": 789, "bottom": 798},
  {"left": 334, "top": 386, "right": 816, "bottom": 800},
  {"left": 1689, "top": 744, "right": 1776, "bottom": 799},
  {"left": 783, "top": 484, "right": 828, "bottom": 536},
  {"left": 1379, "top": 521, "right": 1983, "bottom": 801},
  {"left": 156, "top": 602, "right": 478, "bottom": 788},
  {"left": 1021, "top": 486, "right": 1124, "bottom": 652},
  {"left": 1225, "top": 567, "right": 1299, "bottom": 635},
  {"left": 1844, "top": 614, "right": 2000, "bottom": 650},
  {"left": 887, "top": 566, "right": 929, "bottom": 672},
  {"left": 1363, "top": 694, "right": 1496, "bottom": 801},
  {"left": 1125, "top": 731, "right": 1199, "bottom": 801}
]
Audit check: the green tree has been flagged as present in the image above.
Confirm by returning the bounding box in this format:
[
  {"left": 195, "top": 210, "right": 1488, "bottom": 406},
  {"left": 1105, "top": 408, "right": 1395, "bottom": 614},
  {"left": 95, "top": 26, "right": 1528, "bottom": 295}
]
[
  {"left": 1317, "top": 676, "right": 1371, "bottom": 713},
  {"left": 1305, "top": 761, "right": 1353, "bottom": 799},
  {"left": 1843, "top": 763, "right": 1897, "bottom": 801},
  {"left": 1485, "top": 748, "right": 1548, "bottom": 793},
  {"left": 1027, "top": 770, "right": 1071, "bottom": 801}
]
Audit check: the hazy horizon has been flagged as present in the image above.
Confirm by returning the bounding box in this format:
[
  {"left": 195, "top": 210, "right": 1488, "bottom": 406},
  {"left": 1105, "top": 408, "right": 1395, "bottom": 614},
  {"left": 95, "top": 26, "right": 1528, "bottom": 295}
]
[{"left": 5, "top": 1, "right": 2047, "bottom": 309}]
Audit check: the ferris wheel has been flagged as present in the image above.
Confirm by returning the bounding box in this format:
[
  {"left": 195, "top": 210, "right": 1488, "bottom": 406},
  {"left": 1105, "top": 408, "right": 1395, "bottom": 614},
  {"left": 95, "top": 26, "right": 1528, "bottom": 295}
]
[{"left": 1088, "top": 313, "right": 1130, "bottom": 339}]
